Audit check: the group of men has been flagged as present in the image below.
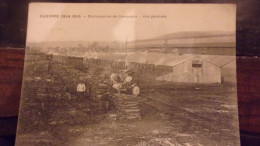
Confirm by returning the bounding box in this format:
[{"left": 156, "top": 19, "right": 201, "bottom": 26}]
[
  {"left": 75, "top": 69, "right": 137, "bottom": 99},
  {"left": 110, "top": 69, "right": 134, "bottom": 94}
]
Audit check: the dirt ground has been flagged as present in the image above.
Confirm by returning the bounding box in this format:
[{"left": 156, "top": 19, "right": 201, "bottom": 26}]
[
  {"left": 16, "top": 81, "right": 240, "bottom": 146},
  {"left": 16, "top": 57, "right": 240, "bottom": 146}
]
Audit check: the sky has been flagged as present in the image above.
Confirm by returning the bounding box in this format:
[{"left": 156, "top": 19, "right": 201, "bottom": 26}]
[{"left": 27, "top": 3, "right": 236, "bottom": 43}]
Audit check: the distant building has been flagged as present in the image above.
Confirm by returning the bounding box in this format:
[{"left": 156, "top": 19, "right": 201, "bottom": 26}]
[
  {"left": 65, "top": 56, "right": 85, "bottom": 70},
  {"left": 128, "top": 31, "right": 236, "bottom": 55},
  {"left": 51, "top": 51, "right": 236, "bottom": 84}
]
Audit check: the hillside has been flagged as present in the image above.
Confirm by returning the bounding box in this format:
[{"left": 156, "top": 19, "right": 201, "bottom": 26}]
[
  {"left": 128, "top": 31, "right": 235, "bottom": 49},
  {"left": 135, "top": 31, "right": 235, "bottom": 42}
]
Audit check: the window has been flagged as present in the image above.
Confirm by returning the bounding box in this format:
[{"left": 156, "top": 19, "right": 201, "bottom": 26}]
[{"left": 192, "top": 60, "right": 202, "bottom": 67}]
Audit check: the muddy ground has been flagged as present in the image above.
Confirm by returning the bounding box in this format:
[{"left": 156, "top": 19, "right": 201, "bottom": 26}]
[
  {"left": 16, "top": 58, "right": 240, "bottom": 146},
  {"left": 16, "top": 82, "right": 240, "bottom": 146}
]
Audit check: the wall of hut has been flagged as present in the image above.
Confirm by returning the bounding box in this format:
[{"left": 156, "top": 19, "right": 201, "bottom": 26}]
[
  {"left": 128, "top": 62, "right": 172, "bottom": 74},
  {"left": 156, "top": 57, "right": 221, "bottom": 83},
  {"left": 65, "top": 56, "right": 85, "bottom": 71},
  {"left": 111, "top": 60, "right": 126, "bottom": 69},
  {"left": 221, "top": 60, "right": 236, "bottom": 83},
  {"left": 127, "top": 62, "right": 173, "bottom": 82}
]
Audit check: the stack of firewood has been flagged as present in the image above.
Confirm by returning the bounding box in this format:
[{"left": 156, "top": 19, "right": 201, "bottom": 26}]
[{"left": 116, "top": 94, "right": 141, "bottom": 120}]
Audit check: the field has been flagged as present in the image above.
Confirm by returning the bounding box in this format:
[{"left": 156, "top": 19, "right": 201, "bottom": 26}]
[{"left": 16, "top": 54, "right": 240, "bottom": 146}]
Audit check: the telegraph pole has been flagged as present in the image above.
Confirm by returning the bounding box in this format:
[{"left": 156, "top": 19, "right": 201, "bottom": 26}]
[
  {"left": 164, "top": 39, "right": 168, "bottom": 53},
  {"left": 125, "top": 37, "right": 128, "bottom": 69},
  {"left": 125, "top": 37, "right": 128, "bottom": 55}
]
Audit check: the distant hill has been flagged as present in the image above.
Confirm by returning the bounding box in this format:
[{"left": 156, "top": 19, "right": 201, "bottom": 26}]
[
  {"left": 128, "top": 31, "right": 235, "bottom": 50},
  {"left": 134, "top": 31, "right": 235, "bottom": 42}
]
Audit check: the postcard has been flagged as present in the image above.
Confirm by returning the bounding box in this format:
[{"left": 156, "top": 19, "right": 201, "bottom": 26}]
[{"left": 16, "top": 3, "right": 239, "bottom": 146}]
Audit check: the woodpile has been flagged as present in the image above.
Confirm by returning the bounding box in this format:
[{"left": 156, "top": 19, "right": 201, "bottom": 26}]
[{"left": 116, "top": 94, "right": 141, "bottom": 121}]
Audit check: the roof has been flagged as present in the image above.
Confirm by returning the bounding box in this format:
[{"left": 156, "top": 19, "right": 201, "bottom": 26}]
[
  {"left": 127, "top": 52, "right": 225, "bottom": 67},
  {"left": 200, "top": 55, "right": 236, "bottom": 67},
  {"left": 127, "top": 51, "right": 195, "bottom": 66},
  {"left": 52, "top": 51, "right": 236, "bottom": 68}
]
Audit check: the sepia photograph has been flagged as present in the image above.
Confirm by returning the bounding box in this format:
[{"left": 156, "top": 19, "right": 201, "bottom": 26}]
[{"left": 16, "top": 3, "right": 240, "bottom": 146}]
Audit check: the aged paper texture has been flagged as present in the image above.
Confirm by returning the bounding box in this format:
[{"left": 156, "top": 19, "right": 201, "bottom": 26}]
[{"left": 16, "top": 3, "right": 239, "bottom": 146}]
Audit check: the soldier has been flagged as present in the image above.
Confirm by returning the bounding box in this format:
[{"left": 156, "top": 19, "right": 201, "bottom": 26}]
[
  {"left": 77, "top": 77, "right": 86, "bottom": 100},
  {"left": 112, "top": 83, "right": 122, "bottom": 94},
  {"left": 122, "top": 69, "right": 134, "bottom": 85}
]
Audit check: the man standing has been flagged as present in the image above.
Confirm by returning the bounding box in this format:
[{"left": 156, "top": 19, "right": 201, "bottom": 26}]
[{"left": 77, "top": 81, "right": 86, "bottom": 100}]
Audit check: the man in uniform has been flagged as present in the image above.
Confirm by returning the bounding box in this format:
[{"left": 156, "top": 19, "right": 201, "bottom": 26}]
[{"left": 77, "top": 76, "right": 86, "bottom": 100}]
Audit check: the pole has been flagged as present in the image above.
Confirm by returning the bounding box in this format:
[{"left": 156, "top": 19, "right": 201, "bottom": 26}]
[
  {"left": 126, "top": 37, "right": 128, "bottom": 55},
  {"left": 125, "top": 37, "right": 128, "bottom": 69}
]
